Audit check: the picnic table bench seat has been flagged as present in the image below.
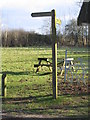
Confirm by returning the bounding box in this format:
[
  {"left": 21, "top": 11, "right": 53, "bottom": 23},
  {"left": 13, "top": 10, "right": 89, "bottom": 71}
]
[{"left": 34, "top": 64, "right": 51, "bottom": 67}]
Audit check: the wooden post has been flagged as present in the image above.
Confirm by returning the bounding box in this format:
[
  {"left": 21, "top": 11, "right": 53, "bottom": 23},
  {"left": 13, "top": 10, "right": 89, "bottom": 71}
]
[
  {"left": 51, "top": 10, "right": 57, "bottom": 99},
  {"left": 1, "top": 73, "right": 7, "bottom": 97},
  {"left": 88, "top": 24, "right": 90, "bottom": 96},
  {"left": 88, "top": 24, "right": 90, "bottom": 46},
  {"left": 31, "top": 9, "right": 58, "bottom": 99}
]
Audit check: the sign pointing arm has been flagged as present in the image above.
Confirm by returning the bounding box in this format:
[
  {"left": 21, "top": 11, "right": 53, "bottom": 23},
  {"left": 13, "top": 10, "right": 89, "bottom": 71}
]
[{"left": 31, "top": 12, "right": 51, "bottom": 17}]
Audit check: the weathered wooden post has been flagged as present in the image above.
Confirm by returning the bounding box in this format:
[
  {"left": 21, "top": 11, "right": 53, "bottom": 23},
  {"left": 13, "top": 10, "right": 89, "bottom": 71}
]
[
  {"left": 88, "top": 25, "right": 90, "bottom": 46},
  {"left": 1, "top": 73, "right": 7, "bottom": 97},
  {"left": 31, "top": 9, "right": 61, "bottom": 99},
  {"left": 51, "top": 10, "right": 57, "bottom": 99}
]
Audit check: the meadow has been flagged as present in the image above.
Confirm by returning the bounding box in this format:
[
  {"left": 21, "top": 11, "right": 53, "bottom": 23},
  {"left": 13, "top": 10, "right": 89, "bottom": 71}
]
[{"left": 1, "top": 47, "right": 89, "bottom": 118}]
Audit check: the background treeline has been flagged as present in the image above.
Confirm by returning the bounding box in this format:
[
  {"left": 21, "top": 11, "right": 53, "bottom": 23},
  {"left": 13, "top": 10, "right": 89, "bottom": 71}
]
[
  {"left": 2, "top": 30, "right": 52, "bottom": 47},
  {"left": 1, "top": 19, "right": 89, "bottom": 47}
]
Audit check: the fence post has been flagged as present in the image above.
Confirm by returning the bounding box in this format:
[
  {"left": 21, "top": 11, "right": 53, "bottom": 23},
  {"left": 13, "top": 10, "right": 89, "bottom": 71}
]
[{"left": 1, "top": 73, "right": 7, "bottom": 97}]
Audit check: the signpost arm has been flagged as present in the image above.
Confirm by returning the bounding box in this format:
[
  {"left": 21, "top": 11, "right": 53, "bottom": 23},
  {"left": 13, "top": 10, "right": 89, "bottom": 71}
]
[
  {"left": 31, "top": 12, "right": 51, "bottom": 17},
  {"left": 51, "top": 9, "right": 57, "bottom": 99}
]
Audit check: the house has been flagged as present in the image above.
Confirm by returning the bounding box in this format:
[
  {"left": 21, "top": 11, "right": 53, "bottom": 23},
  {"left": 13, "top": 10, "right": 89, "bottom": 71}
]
[
  {"left": 77, "top": 0, "right": 90, "bottom": 46},
  {"left": 77, "top": 1, "right": 90, "bottom": 25}
]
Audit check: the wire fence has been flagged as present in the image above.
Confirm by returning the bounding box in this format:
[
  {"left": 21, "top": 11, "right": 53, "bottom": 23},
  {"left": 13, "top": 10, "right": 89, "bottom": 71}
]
[{"left": 57, "top": 49, "right": 89, "bottom": 95}]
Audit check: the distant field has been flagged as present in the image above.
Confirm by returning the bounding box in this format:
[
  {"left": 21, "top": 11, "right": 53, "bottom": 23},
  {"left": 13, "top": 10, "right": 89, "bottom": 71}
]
[{"left": 1, "top": 47, "right": 89, "bottom": 118}]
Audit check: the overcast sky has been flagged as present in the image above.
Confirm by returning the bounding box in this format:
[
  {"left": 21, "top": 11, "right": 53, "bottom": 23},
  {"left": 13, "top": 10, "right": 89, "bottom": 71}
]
[{"left": 0, "top": 0, "right": 83, "bottom": 34}]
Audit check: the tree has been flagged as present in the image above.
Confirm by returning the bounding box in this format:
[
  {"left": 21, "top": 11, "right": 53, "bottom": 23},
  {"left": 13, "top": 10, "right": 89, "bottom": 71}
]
[
  {"left": 64, "top": 19, "right": 78, "bottom": 46},
  {"left": 41, "top": 18, "right": 51, "bottom": 35},
  {"left": 63, "top": 18, "right": 88, "bottom": 46}
]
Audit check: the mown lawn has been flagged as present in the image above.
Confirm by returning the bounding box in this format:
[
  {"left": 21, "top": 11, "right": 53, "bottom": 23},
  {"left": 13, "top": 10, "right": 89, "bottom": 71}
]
[{"left": 1, "top": 47, "right": 89, "bottom": 118}]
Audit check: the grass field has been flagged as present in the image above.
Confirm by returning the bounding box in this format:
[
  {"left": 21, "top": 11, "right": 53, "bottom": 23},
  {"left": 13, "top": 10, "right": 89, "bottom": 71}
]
[{"left": 1, "top": 47, "right": 89, "bottom": 118}]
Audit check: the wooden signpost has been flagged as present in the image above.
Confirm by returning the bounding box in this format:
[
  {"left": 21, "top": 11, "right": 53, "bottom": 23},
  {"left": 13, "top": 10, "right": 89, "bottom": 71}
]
[{"left": 31, "top": 9, "right": 61, "bottom": 99}]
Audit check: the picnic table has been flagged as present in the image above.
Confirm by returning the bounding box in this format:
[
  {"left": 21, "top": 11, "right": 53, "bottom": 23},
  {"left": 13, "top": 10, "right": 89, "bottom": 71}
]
[
  {"left": 34, "top": 57, "right": 74, "bottom": 74},
  {"left": 34, "top": 58, "right": 52, "bottom": 72},
  {"left": 60, "top": 58, "right": 74, "bottom": 75}
]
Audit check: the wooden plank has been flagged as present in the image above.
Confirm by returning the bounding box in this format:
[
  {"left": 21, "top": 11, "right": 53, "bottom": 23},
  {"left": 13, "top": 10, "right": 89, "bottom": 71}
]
[
  {"left": 34, "top": 64, "right": 40, "bottom": 67},
  {"left": 38, "top": 58, "right": 49, "bottom": 61},
  {"left": 41, "top": 64, "right": 51, "bottom": 67},
  {"left": 34, "top": 64, "right": 51, "bottom": 67},
  {"left": 31, "top": 12, "right": 51, "bottom": 17}
]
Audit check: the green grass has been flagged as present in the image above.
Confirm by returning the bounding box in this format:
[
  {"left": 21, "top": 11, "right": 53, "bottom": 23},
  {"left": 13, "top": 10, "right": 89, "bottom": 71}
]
[{"left": 1, "top": 47, "right": 89, "bottom": 118}]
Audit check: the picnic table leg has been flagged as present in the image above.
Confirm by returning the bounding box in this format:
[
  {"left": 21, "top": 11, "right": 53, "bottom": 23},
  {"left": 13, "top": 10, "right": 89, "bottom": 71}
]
[
  {"left": 36, "top": 60, "right": 41, "bottom": 72},
  {"left": 61, "top": 60, "right": 74, "bottom": 75},
  {"left": 47, "top": 61, "right": 52, "bottom": 71},
  {"left": 48, "top": 65, "right": 52, "bottom": 71},
  {"left": 61, "top": 61, "right": 65, "bottom": 75},
  {"left": 71, "top": 61, "right": 75, "bottom": 71}
]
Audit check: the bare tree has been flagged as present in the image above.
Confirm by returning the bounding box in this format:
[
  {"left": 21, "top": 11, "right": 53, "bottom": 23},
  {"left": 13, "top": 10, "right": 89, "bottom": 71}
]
[{"left": 41, "top": 18, "right": 51, "bottom": 35}]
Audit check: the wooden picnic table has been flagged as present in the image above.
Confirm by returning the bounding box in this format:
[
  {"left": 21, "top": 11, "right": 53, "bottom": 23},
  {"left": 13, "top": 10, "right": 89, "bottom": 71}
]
[
  {"left": 34, "top": 57, "right": 74, "bottom": 74},
  {"left": 34, "top": 58, "right": 52, "bottom": 72},
  {"left": 60, "top": 58, "right": 74, "bottom": 75}
]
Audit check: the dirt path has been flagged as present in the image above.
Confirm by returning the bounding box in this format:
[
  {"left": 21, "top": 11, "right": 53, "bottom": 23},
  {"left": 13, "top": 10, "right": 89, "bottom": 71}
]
[{"left": 1, "top": 113, "right": 89, "bottom": 120}]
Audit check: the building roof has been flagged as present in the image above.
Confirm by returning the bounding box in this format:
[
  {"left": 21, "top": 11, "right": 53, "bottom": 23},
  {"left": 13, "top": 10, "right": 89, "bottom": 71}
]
[{"left": 77, "top": 1, "right": 90, "bottom": 25}]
